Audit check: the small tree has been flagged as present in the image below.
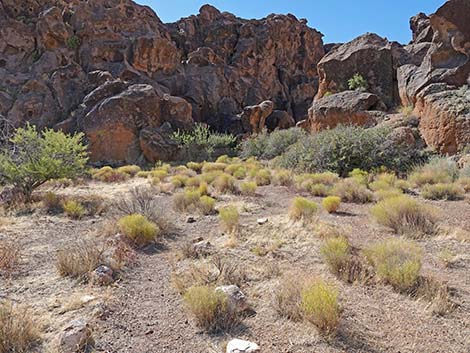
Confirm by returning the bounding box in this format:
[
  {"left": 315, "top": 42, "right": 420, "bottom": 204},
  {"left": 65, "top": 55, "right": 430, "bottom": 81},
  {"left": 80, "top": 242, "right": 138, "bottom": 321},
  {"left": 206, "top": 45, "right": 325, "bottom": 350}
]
[
  {"left": 348, "top": 73, "right": 368, "bottom": 92},
  {"left": 0, "top": 124, "right": 88, "bottom": 201}
]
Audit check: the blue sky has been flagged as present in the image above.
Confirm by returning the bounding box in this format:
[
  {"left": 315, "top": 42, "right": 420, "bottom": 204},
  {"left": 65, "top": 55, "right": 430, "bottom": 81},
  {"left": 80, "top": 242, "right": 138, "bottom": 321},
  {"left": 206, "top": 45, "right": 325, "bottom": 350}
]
[{"left": 136, "top": 0, "right": 444, "bottom": 44}]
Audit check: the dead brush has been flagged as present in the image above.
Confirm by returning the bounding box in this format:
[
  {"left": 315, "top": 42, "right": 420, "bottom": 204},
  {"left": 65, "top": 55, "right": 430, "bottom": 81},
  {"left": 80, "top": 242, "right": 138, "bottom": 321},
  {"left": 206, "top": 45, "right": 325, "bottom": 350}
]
[
  {"left": 411, "top": 276, "right": 455, "bottom": 316},
  {"left": 56, "top": 239, "right": 105, "bottom": 279},
  {"left": 0, "top": 301, "right": 41, "bottom": 353},
  {"left": 0, "top": 240, "right": 21, "bottom": 276}
]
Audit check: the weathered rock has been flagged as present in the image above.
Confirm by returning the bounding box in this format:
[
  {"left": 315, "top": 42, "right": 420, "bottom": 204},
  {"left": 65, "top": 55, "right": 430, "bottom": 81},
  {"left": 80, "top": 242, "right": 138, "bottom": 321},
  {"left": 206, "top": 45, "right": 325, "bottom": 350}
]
[
  {"left": 226, "top": 339, "right": 260, "bottom": 353},
  {"left": 139, "top": 123, "right": 181, "bottom": 163},
  {"left": 239, "top": 100, "right": 274, "bottom": 134},
  {"left": 307, "top": 91, "right": 386, "bottom": 131},
  {"left": 316, "top": 33, "right": 404, "bottom": 108},
  {"left": 266, "top": 110, "right": 296, "bottom": 132},
  {"left": 410, "top": 13, "right": 433, "bottom": 44},
  {"left": 58, "top": 319, "right": 93, "bottom": 353},
  {"left": 215, "top": 285, "right": 248, "bottom": 313},
  {"left": 191, "top": 240, "right": 213, "bottom": 257},
  {"left": 415, "top": 84, "right": 470, "bottom": 154},
  {"left": 90, "top": 265, "right": 114, "bottom": 286},
  {"left": 36, "top": 6, "right": 70, "bottom": 50}
]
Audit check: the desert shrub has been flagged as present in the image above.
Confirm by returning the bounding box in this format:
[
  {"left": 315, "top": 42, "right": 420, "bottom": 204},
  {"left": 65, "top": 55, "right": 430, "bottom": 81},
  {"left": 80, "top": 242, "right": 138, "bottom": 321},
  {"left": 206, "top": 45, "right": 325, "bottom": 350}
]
[
  {"left": 183, "top": 285, "right": 238, "bottom": 332},
  {"left": 187, "top": 162, "right": 203, "bottom": 173},
  {"left": 232, "top": 167, "right": 247, "bottom": 179},
  {"left": 363, "top": 238, "right": 422, "bottom": 291},
  {"left": 0, "top": 124, "right": 88, "bottom": 201},
  {"left": 370, "top": 195, "right": 438, "bottom": 237},
  {"left": 219, "top": 206, "right": 239, "bottom": 233},
  {"left": 240, "top": 127, "right": 307, "bottom": 160},
  {"left": 272, "top": 169, "right": 293, "bottom": 186},
  {"left": 275, "top": 273, "right": 308, "bottom": 321},
  {"left": 276, "top": 126, "right": 426, "bottom": 176},
  {"left": 171, "top": 174, "right": 189, "bottom": 188},
  {"left": 408, "top": 157, "right": 459, "bottom": 186},
  {"left": 151, "top": 169, "right": 168, "bottom": 181},
  {"left": 215, "top": 155, "right": 231, "bottom": 164},
  {"left": 212, "top": 173, "right": 236, "bottom": 193},
  {"left": 66, "top": 35, "right": 80, "bottom": 49},
  {"left": 200, "top": 170, "right": 223, "bottom": 184},
  {"left": 398, "top": 105, "right": 414, "bottom": 116},
  {"left": 300, "top": 279, "right": 340, "bottom": 336},
  {"left": 41, "top": 191, "right": 64, "bottom": 213},
  {"left": 224, "top": 163, "right": 243, "bottom": 176},
  {"left": 369, "top": 172, "right": 397, "bottom": 191},
  {"left": 322, "top": 196, "right": 341, "bottom": 213},
  {"left": 202, "top": 162, "right": 227, "bottom": 173},
  {"left": 458, "top": 177, "right": 470, "bottom": 192},
  {"left": 117, "top": 165, "right": 141, "bottom": 176},
  {"left": 253, "top": 169, "right": 271, "bottom": 186},
  {"left": 62, "top": 199, "right": 85, "bottom": 220},
  {"left": 172, "top": 124, "right": 238, "bottom": 162},
  {"left": 239, "top": 181, "right": 257, "bottom": 195},
  {"left": 374, "top": 188, "right": 403, "bottom": 201},
  {"left": 198, "top": 196, "right": 216, "bottom": 215},
  {"left": 184, "top": 176, "right": 201, "bottom": 188},
  {"left": 320, "top": 236, "right": 350, "bottom": 275},
  {"left": 56, "top": 239, "right": 103, "bottom": 278},
  {"left": 348, "top": 168, "right": 369, "bottom": 185},
  {"left": 174, "top": 165, "right": 196, "bottom": 177},
  {"left": 309, "top": 183, "right": 331, "bottom": 197},
  {"left": 198, "top": 181, "right": 209, "bottom": 196},
  {"left": 289, "top": 197, "right": 318, "bottom": 222},
  {"left": 421, "top": 183, "right": 465, "bottom": 201},
  {"left": 173, "top": 189, "right": 201, "bottom": 212},
  {"left": 0, "top": 301, "right": 40, "bottom": 353},
  {"left": 118, "top": 214, "right": 159, "bottom": 247},
  {"left": 348, "top": 73, "right": 368, "bottom": 91},
  {"left": 0, "top": 240, "right": 21, "bottom": 275},
  {"left": 331, "top": 178, "right": 373, "bottom": 203},
  {"left": 91, "top": 166, "right": 129, "bottom": 183},
  {"left": 136, "top": 171, "right": 152, "bottom": 178}
]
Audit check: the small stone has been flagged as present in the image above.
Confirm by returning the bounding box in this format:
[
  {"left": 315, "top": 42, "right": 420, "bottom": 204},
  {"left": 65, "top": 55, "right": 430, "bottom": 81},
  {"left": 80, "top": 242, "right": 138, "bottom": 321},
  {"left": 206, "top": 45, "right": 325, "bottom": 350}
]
[
  {"left": 192, "top": 240, "right": 213, "bottom": 257},
  {"left": 226, "top": 338, "right": 260, "bottom": 353},
  {"left": 186, "top": 216, "right": 196, "bottom": 223},
  {"left": 215, "top": 285, "right": 248, "bottom": 313},
  {"left": 58, "top": 319, "right": 93, "bottom": 353},
  {"left": 257, "top": 217, "right": 268, "bottom": 225},
  {"left": 90, "top": 265, "right": 114, "bottom": 286}
]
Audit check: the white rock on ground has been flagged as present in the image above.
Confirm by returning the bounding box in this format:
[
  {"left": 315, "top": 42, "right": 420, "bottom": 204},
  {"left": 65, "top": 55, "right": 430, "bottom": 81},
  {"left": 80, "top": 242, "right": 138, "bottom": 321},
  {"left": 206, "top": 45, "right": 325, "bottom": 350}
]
[
  {"left": 226, "top": 338, "right": 260, "bottom": 353},
  {"left": 215, "top": 285, "right": 248, "bottom": 312}
]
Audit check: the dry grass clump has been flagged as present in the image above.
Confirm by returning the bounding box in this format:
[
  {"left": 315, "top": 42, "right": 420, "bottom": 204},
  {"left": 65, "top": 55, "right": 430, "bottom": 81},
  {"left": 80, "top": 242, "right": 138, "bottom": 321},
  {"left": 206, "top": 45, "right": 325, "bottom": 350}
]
[
  {"left": 62, "top": 199, "right": 85, "bottom": 219},
  {"left": 171, "top": 174, "right": 190, "bottom": 188},
  {"left": 56, "top": 239, "right": 104, "bottom": 278},
  {"left": 363, "top": 238, "right": 422, "bottom": 291},
  {"left": 275, "top": 273, "right": 340, "bottom": 336},
  {"left": 272, "top": 169, "right": 293, "bottom": 186},
  {"left": 308, "top": 183, "right": 331, "bottom": 197},
  {"left": 202, "top": 162, "right": 227, "bottom": 173},
  {"left": 219, "top": 206, "right": 239, "bottom": 233},
  {"left": 183, "top": 285, "right": 239, "bottom": 332},
  {"left": 370, "top": 195, "right": 438, "bottom": 237},
  {"left": 174, "top": 165, "right": 197, "bottom": 177},
  {"left": 368, "top": 172, "right": 397, "bottom": 192},
  {"left": 412, "top": 276, "right": 454, "bottom": 316},
  {"left": 421, "top": 183, "right": 465, "bottom": 200},
  {"left": 118, "top": 214, "right": 159, "bottom": 247},
  {"left": 408, "top": 158, "right": 458, "bottom": 186},
  {"left": 173, "top": 189, "right": 215, "bottom": 215},
  {"left": 0, "top": 301, "right": 40, "bottom": 353},
  {"left": 198, "top": 196, "right": 216, "bottom": 215},
  {"left": 374, "top": 188, "right": 403, "bottom": 201},
  {"left": 41, "top": 191, "right": 64, "bottom": 213},
  {"left": 239, "top": 181, "right": 257, "bottom": 195},
  {"left": 0, "top": 240, "right": 21, "bottom": 275},
  {"left": 253, "top": 169, "right": 271, "bottom": 186},
  {"left": 457, "top": 176, "right": 470, "bottom": 192},
  {"left": 91, "top": 166, "right": 129, "bottom": 183},
  {"left": 187, "top": 161, "right": 203, "bottom": 173},
  {"left": 117, "top": 164, "right": 141, "bottom": 176},
  {"left": 288, "top": 197, "right": 318, "bottom": 222},
  {"left": 212, "top": 173, "right": 237, "bottom": 194},
  {"left": 320, "top": 236, "right": 350, "bottom": 275},
  {"left": 322, "top": 196, "right": 341, "bottom": 213},
  {"left": 331, "top": 178, "right": 373, "bottom": 203}
]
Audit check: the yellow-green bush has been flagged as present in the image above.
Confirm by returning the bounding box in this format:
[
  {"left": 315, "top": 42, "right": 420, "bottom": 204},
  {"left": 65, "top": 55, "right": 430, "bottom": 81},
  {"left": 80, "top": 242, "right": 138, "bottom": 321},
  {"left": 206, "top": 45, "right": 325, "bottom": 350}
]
[
  {"left": 187, "top": 162, "right": 203, "bottom": 173},
  {"left": 408, "top": 158, "right": 458, "bottom": 186},
  {"left": 136, "top": 171, "right": 152, "bottom": 178},
  {"left": 200, "top": 170, "right": 223, "bottom": 184},
  {"left": 118, "top": 214, "right": 159, "bottom": 246},
  {"left": 232, "top": 167, "right": 247, "bottom": 180},
  {"left": 348, "top": 168, "right": 369, "bottom": 185},
  {"left": 272, "top": 169, "right": 293, "bottom": 186},
  {"left": 173, "top": 189, "right": 201, "bottom": 212},
  {"left": 185, "top": 176, "right": 201, "bottom": 188},
  {"left": 322, "top": 196, "right": 341, "bottom": 213},
  {"left": 216, "top": 155, "right": 231, "bottom": 164},
  {"left": 363, "top": 238, "right": 422, "bottom": 291},
  {"left": 421, "top": 183, "right": 464, "bottom": 201},
  {"left": 309, "top": 183, "right": 331, "bottom": 197},
  {"left": 320, "top": 236, "right": 351, "bottom": 276},
  {"left": 117, "top": 165, "right": 141, "bottom": 176},
  {"left": 151, "top": 169, "right": 168, "bottom": 181},
  {"left": 62, "top": 199, "right": 85, "bottom": 220},
  {"left": 300, "top": 279, "right": 340, "bottom": 336},
  {"left": 457, "top": 177, "right": 470, "bottom": 192},
  {"left": 212, "top": 173, "right": 236, "bottom": 194},
  {"left": 41, "top": 191, "right": 63, "bottom": 213},
  {"left": 239, "top": 181, "right": 257, "bottom": 195},
  {"left": 219, "top": 206, "right": 239, "bottom": 233},
  {"left": 91, "top": 166, "right": 129, "bottom": 183},
  {"left": 331, "top": 178, "right": 373, "bottom": 203},
  {"left": 198, "top": 181, "right": 209, "bottom": 196},
  {"left": 289, "top": 197, "right": 318, "bottom": 222},
  {"left": 254, "top": 169, "right": 271, "bottom": 186},
  {"left": 370, "top": 195, "right": 438, "bottom": 237},
  {"left": 202, "top": 162, "right": 227, "bottom": 173},
  {"left": 374, "top": 188, "right": 403, "bottom": 201},
  {"left": 171, "top": 174, "right": 189, "bottom": 188},
  {"left": 198, "top": 196, "right": 216, "bottom": 215}
]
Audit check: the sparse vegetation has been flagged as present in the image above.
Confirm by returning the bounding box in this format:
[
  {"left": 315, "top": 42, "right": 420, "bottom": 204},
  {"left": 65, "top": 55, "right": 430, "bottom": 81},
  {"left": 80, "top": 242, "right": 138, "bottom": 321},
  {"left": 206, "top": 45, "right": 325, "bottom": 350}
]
[
  {"left": 118, "top": 214, "right": 159, "bottom": 247},
  {"left": 91, "top": 166, "right": 129, "bottom": 183},
  {"left": 56, "top": 239, "right": 103, "bottom": 278},
  {"left": 219, "top": 206, "right": 239, "bottom": 233},
  {"left": 322, "top": 196, "right": 341, "bottom": 213},
  {"left": 421, "top": 183, "right": 465, "bottom": 200},
  {"left": 348, "top": 73, "right": 368, "bottom": 91},
  {"left": 0, "top": 240, "right": 21, "bottom": 275},
  {"left": 62, "top": 199, "right": 85, "bottom": 219},
  {"left": 288, "top": 197, "right": 318, "bottom": 222},
  {"left": 331, "top": 178, "right": 373, "bottom": 203},
  {"left": 239, "top": 181, "right": 257, "bottom": 195}
]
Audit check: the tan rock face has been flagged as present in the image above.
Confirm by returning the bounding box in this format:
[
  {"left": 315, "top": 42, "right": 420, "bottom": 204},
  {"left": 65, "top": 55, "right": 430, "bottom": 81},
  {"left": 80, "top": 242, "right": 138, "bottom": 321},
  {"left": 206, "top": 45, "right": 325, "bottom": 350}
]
[{"left": 239, "top": 101, "right": 274, "bottom": 134}]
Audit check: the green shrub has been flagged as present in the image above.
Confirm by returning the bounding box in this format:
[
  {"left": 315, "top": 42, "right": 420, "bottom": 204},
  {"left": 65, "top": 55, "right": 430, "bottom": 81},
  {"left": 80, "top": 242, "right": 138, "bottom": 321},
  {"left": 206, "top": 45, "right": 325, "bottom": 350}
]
[
  {"left": 409, "top": 157, "right": 459, "bottom": 186},
  {"left": 118, "top": 214, "right": 159, "bottom": 247},
  {"left": 254, "top": 169, "right": 271, "bottom": 186},
  {"left": 421, "top": 183, "right": 465, "bottom": 200},
  {"left": 331, "top": 178, "right": 373, "bottom": 203},
  {"left": 219, "top": 206, "right": 239, "bottom": 233},
  {"left": 198, "top": 196, "right": 216, "bottom": 215},
  {"left": 363, "top": 238, "right": 422, "bottom": 291},
  {"left": 212, "top": 173, "right": 236, "bottom": 193},
  {"left": 240, "top": 128, "right": 307, "bottom": 160},
  {"left": 239, "top": 181, "right": 257, "bottom": 195},
  {"left": 348, "top": 168, "right": 369, "bottom": 185},
  {"left": 187, "top": 162, "right": 203, "bottom": 173},
  {"left": 300, "top": 279, "right": 340, "bottom": 336},
  {"left": 309, "top": 183, "right": 331, "bottom": 197},
  {"left": 272, "top": 169, "right": 293, "bottom": 186},
  {"left": 374, "top": 188, "right": 403, "bottom": 201},
  {"left": 289, "top": 197, "right": 318, "bottom": 222},
  {"left": 183, "top": 285, "right": 237, "bottom": 332},
  {"left": 276, "top": 126, "right": 426, "bottom": 176},
  {"left": 0, "top": 124, "right": 88, "bottom": 201},
  {"left": 348, "top": 73, "right": 368, "bottom": 91},
  {"left": 66, "top": 35, "right": 81, "bottom": 49},
  {"left": 322, "top": 196, "right": 341, "bottom": 213},
  {"left": 320, "top": 236, "right": 350, "bottom": 276},
  {"left": 117, "top": 165, "right": 141, "bottom": 176},
  {"left": 171, "top": 174, "right": 189, "bottom": 188},
  {"left": 62, "top": 200, "right": 85, "bottom": 220},
  {"left": 173, "top": 189, "right": 201, "bottom": 212},
  {"left": 370, "top": 195, "right": 438, "bottom": 237},
  {"left": 202, "top": 162, "right": 227, "bottom": 173}
]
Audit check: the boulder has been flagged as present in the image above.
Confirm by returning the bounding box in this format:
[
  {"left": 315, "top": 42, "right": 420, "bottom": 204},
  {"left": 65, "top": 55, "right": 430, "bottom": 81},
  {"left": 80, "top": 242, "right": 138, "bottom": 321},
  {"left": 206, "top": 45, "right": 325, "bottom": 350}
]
[
  {"left": 306, "top": 91, "right": 386, "bottom": 132},
  {"left": 215, "top": 285, "right": 248, "bottom": 313},
  {"left": 415, "top": 84, "right": 470, "bottom": 154},
  {"left": 316, "top": 33, "right": 404, "bottom": 108},
  {"left": 265, "top": 110, "right": 296, "bottom": 131},
  {"left": 239, "top": 100, "right": 274, "bottom": 134},
  {"left": 36, "top": 6, "right": 70, "bottom": 50},
  {"left": 139, "top": 123, "right": 181, "bottom": 163},
  {"left": 90, "top": 265, "right": 114, "bottom": 286},
  {"left": 58, "top": 319, "right": 93, "bottom": 353},
  {"left": 226, "top": 339, "right": 260, "bottom": 353},
  {"left": 410, "top": 13, "right": 433, "bottom": 44}
]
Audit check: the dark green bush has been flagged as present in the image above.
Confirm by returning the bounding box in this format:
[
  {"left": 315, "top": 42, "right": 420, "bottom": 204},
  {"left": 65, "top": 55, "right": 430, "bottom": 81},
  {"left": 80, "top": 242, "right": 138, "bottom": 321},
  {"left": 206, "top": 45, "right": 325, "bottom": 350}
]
[
  {"left": 276, "top": 125, "right": 427, "bottom": 176},
  {"left": 348, "top": 74, "right": 368, "bottom": 92},
  {"left": 240, "top": 128, "right": 307, "bottom": 160}
]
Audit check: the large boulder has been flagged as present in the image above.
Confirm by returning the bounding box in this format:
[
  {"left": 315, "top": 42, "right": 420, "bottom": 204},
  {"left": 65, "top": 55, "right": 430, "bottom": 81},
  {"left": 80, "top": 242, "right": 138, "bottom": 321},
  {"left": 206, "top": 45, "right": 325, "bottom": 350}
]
[
  {"left": 410, "top": 13, "right": 433, "bottom": 44},
  {"left": 265, "top": 110, "right": 296, "bottom": 131},
  {"left": 238, "top": 100, "right": 274, "bottom": 134},
  {"left": 415, "top": 84, "right": 470, "bottom": 154},
  {"left": 306, "top": 91, "right": 386, "bottom": 132},
  {"left": 316, "top": 33, "right": 405, "bottom": 108}
]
